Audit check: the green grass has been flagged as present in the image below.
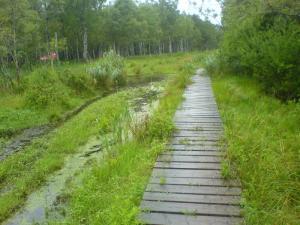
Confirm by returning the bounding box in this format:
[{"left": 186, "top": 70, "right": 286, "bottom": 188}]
[
  {"left": 212, "top": 74, "right": 300, "bottom": 225},
  {"left": 52, "top": 68, "right": 193, "bottom": 225}
]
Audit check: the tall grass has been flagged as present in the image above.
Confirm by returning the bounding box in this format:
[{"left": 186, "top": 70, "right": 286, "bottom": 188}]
[
  {"left": 87, "top": 50, "right": 126, "bottom": 89},
  {"left": 212, "top": 74, "right": 300, "bottom": 225}
]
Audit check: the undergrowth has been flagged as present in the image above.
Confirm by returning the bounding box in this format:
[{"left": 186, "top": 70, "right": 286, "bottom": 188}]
[{"left": 212, "top": 74, "right": 300, "bottom": 225}]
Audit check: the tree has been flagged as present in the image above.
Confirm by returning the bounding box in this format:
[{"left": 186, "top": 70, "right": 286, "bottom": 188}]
[
  {"left": 221, "top": 0, "right": 300, "bottom": 100},
  {"left": 0, "top": 0, "right": 38, "bottom": 81}
]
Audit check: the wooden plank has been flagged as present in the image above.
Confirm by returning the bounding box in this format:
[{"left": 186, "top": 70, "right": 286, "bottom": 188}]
[
  {"left": 155, "top": 162, "right": 221, "bottom": 170},
  {"left": 167, "top": 144, "right": 221, "bottom": 151},
  {"left": 173, "top": 132, "right": 222, "bottom": 139},
  {"left": 174, "top": 130, "right": 223, "bottom": 135},
  {"left": 139, "top": 212, "right": 242, "bottom": 225},
  {"left": 143, "top": 192, "right": 241, "bottom": 205},
  {"left": 152, "top": 168, "right": 222, "bottom": 178},
  {"left": 149, "top": 177, "right": 240, "bottom": 187},
  {"left": 175, "top": 121, "right": 222, "bottom": 125},
  {"left": 140, "top": 201, "right": 241, "bottom": 217},
  {"left": 163, "top": 150, "right": 221, "bottom": 156},
  {"left": 146, "top": 184, "right": 241, "bottom": 196},
  {"left": 157, "top": 155, "right": 221, "bottom": 163},
  {"left": 171, "top": 139, "right": 221, "bottom": 146},
  {"left": 175, "top": 127, "right": 223, "bottom": 132},
  {"left": 172, "top": 136, "right": 221, "bottom": 142}
]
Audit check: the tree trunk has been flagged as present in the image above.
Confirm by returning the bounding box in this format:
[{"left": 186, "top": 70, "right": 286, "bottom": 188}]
[
  {"left": 54, "top": 32, "right": 59, "bottom": 61},
  {"left": 168, "top": 36, "right": 172, "bottom": 53},
  {"left": 12, "top": 7, "right": 20, "bottom": 82},
  {"left": 76, "top": 39, "right": 80, "bottom": 61},
  {"left": 83, "top": 27, "right": 88, "bottom": 60},
  {"left": 158, "top": 41, "right": 162, "bottom": 55},
  {"left": 180, "top": 39, "right": 184, "bottom": 52}
]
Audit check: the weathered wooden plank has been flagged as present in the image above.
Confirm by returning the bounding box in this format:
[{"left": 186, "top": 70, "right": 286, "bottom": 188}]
[
  {"left": 171, "top": 140, "right": 221, "bottom": 147},
  {"left": 172, "top": 134, "right": 220, "bottom": 141},
  {"left": 155, "top": 162, "right": 221, "bottom": 170},
  {"left": 146, "top": 184, "right": 241, "bottom": 195},
  {"left": 141, "top": 201, "right": 241, "bottom": 217},
  {"left": 139, "top": 212, "right": 242, "bottom": 225},
  {"left": 163, "top": 150, "right": 221, "bottom": 156},
  {"left": 173, "top": 131, "right": 222, "bottom": 138},
  {"left": 175, "top": 127, "right": 223, "bottom": 132},
  {"left": 157, "top": 155, "right": 221, "bottom": 163},
  {"left": 149, "top": 177, "right": 240, "bottom": 187},
  {"left": 152, "top": 168, "right": 222, "bottom": 178},
  {"left": 167, "top": 144, "right": 221, "bottom": 151},
  {"left": 143, "top": 192, "right": 241, "bottom": 205}
]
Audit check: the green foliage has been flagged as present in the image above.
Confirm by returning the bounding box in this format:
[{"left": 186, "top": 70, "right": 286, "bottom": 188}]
[
  {"left": 213, "top": 74, "right": 300, "bottom": 225},
  {"left": 87, "top": 51, "right": 126, "bottom": 89},
  {"left": 23, "top": 68, "right": 70, "bottom": 109},
  {"left": 133, "top": 65, "right": 142, "bottom": 76},
  {"left": 58, "top": 68, "right": 94, "bottom": 95},
  {"left": 220, "top": 0, "right": 300, "bottom": 101}
]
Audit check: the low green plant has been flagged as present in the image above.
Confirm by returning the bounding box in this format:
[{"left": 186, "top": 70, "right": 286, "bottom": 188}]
[
  {"left": 59, "top": 68, "right": 94, "bottom": 95},
  {"left": 23, "top": 68, "right": 70, "bottom": 109},
  {"left": 133, "top": 65, "right": 142, "bottom": 76}
]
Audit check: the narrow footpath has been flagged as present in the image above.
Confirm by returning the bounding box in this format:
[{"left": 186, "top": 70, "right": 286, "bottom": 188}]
[{"left": 140, "top": 70, "right": 242, "bottom": 225}]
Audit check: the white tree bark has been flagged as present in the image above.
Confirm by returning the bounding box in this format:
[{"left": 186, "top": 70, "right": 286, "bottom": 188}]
[{"left": 83, "top": 27, "right": 88, "bottom": 60}]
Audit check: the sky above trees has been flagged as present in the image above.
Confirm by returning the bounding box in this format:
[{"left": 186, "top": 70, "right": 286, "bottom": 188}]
[
  {"left": 107, "top": 0, "right": 222, "bottom": 24},
  {"left": 178, "top": 0, "right": 221, "bottom": 24}
]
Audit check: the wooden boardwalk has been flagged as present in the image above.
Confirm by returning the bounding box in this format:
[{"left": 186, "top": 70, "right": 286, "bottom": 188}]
[{"left": 139, "top": 71, "right": 242, "bottom": 225}]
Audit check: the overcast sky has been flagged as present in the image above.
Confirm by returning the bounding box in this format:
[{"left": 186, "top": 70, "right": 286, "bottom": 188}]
[
  {"left": 178, "top": 0, "right": 222, "bottom": 24},
  {"left": 107, "top": 0, "right": 222, "bottom": 24}
]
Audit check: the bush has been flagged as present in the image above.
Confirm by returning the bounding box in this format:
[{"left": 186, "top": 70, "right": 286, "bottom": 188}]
[
  {"left": 87, "top": 50, "right": 126, "bottom": 89},
  {"left": 59, "top": 68, "right": 94, "bottom": 95},
  {"left": 23, "top": 68, "right": 70, "bottom": 108},
  {"left": 221, "top": 0, "right": 300, "bottom": 101},
  {"left": 133, "top": 65, "right": 142, "bottom": 76}
]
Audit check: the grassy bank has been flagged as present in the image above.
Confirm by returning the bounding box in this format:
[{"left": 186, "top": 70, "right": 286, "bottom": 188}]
[
  {"left": 212, "top": 74, "right": 300, "bottom": 225},
  {"left": 54, "top": 67, "right": 192, "bottom": 225},
  {"left": 0, "top": 53, "right": 194, "bottom": 148}
]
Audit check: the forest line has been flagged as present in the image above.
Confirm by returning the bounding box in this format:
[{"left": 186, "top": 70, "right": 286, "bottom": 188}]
[{"left": 0, "top": 0, "right": 220, "bottom": 78}]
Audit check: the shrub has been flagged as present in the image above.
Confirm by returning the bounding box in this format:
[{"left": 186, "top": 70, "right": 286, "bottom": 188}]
[
  {"left": 23, "top": 68, "right": 70, "bottom": 108},
  {"left": 221, "top": 0, "right": 300, "bottom": 101},
  {"left": 133, "top": 65, "right": 142, "bottom": 76},
  {"left": 87, "top": 50, "right": 126, "bottom": 89},
  {"left": 59, "top": 68, "right": 94, "bottom": 95}
]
